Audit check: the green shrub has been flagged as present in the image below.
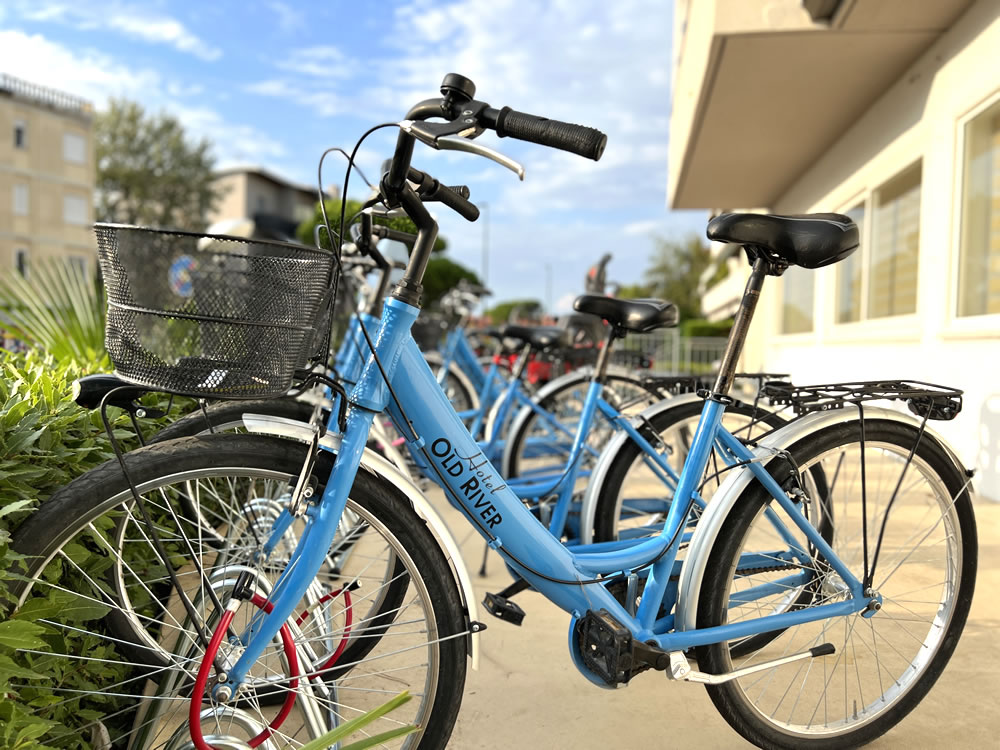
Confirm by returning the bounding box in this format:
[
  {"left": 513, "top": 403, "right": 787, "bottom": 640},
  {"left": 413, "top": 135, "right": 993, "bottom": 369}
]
[
  {"left": 680, "top": 317, "right": 734, "bottom": 338},
  {"left": 0, "top": 350, "right": 183, "bottom": 748}
]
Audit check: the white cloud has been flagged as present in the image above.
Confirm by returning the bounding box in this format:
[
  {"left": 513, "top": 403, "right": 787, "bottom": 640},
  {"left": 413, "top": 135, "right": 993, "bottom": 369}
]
[
  {"left": 267, "top": 1, "right": 305, "bottom": 33},
  {"left": 0, "top": 29, "right": 286, "bottom": 174},
  {"left": 275, "top": 46, "right": 355, "bottom": 78},
  {"left": 624, "top": 219, "right": 661, "bottom": 237},
  {"left": 10, "top": 1, "right": 221, "bottom": 61},
  {"left": 0, "top": 30, "right": 159, "bottom": 103},
  {"left": 106, "top": 13, "right": 221, "bottom": 61}
]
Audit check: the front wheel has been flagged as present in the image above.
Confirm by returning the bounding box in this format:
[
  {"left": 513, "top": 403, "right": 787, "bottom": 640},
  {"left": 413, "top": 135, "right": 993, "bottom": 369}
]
[
  {"left": 11, "top": 434, "right": 468, "bottom": 749},
  {"left": 695, "top": 420, "right": 976, "bottom": 749}
]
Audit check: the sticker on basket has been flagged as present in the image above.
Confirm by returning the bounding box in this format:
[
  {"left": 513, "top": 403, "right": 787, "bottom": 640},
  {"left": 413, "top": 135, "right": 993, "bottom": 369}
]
[{"left": 169, "top": 255, "right": 197, "bottom": 298}]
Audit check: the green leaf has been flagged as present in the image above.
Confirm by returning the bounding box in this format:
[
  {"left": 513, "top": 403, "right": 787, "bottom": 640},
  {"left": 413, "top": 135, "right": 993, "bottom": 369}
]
[
  {"left": 0, "top": 620, "right": 48, "bottom": 650},
  {"left": 14, "top": 590, "right": 110, "bottom": 622},
  {"left": 297, "top": 691, "right": 413, "bottom": 750},
  {"left": 0, "top": 653, "right": 48, "bottom": 681},
  {"left": 338, "top": 726, "right": 421, "bottom": 750},
  {"left": 0, "top": 499, "right": 35, "bottom": 520}
]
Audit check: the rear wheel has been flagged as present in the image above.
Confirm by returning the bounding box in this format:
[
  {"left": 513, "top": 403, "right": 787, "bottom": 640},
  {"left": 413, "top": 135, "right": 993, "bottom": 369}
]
[{"left": 695, "top": 420, "right": 976, "bottom": 749}]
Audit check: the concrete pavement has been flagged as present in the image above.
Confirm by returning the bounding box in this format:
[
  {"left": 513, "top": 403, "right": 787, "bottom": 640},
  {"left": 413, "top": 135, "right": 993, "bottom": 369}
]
[{"left": 440, "top": 493, "right": 1000, "bottom": 749}]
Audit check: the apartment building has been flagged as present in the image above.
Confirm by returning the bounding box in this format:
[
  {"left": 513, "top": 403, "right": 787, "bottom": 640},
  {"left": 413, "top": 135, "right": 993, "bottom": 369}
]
[
  {"left": 208, "top": 166, "right": 330, "bottom": 241},
  {"left": 669, "top": 0, "right": 1000, "bottom": 500},
  {"left": 0, "top": 73, "right": 95, "bottom": 278}
]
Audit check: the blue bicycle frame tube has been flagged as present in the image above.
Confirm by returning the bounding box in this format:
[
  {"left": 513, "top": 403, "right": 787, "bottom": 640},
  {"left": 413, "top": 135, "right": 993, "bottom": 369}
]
[
  {"left": 225, "top": 298, "right": 421, "bottom": 688},
  {"left": 228, "top": 311, "right": 870, "bottom": 688}
]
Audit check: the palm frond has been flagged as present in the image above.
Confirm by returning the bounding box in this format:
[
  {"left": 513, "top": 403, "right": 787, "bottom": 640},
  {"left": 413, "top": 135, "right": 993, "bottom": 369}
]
[{"left": 0, "top": 259, "right": 105, "bottom": 365}]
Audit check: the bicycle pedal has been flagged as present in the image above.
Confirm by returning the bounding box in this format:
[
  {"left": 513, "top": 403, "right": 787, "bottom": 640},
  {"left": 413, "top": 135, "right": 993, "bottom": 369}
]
[
  {"left": 482, "top": 592, "right": 526, "bottom": 625},
  {"left": 576, "top": 609, "right": 670, "bottom": 686}
]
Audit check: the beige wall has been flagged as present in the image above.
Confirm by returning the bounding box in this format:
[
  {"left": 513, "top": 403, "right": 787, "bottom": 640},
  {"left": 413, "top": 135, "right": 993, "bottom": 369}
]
[
  {"left": 208, "top": 173, "right": 248, "bottom": 226},
  {"left": 0, "top": 92, "right": 95, "bottom": 276},
  {"left": 208, "top": 171, "right": 318, "bottom": 228},
  {"left": 752, "top": 0, "right": 1000, "bottom": 500}
]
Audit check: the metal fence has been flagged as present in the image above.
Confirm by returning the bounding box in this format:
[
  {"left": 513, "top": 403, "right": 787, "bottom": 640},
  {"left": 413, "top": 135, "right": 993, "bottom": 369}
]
[{"left": 620, "top": 330, "right": 729, "bottom": 374}]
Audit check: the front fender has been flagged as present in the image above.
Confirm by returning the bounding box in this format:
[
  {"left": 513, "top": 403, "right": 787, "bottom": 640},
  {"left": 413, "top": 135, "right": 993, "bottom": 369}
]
[
  {"left": 674, "top": 406, "right": 967, "bottom": 635},
  {"left": 241, "top": 414, "right": 481, "bottom": 669}
]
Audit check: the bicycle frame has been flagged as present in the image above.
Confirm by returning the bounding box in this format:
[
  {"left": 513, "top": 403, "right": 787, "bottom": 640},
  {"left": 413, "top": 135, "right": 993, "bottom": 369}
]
[{"left": 222, "top": 295, "right": 869, "bottom": 692}]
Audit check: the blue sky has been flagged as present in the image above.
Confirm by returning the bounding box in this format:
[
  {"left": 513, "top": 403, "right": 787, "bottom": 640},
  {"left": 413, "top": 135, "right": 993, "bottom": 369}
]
[{"left": 0, "top": 0, "right": 707, "bottom": 310}]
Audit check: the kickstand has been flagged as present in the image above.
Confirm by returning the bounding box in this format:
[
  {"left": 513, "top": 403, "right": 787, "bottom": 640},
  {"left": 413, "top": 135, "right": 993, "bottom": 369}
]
[{"left": 478, "top": 541, "right": 490, "bottom": 577}]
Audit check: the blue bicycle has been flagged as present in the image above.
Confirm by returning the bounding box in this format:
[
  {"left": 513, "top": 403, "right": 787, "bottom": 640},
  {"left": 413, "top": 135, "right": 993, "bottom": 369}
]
[{"left": 10, "top": 74, "right": 976, "bottom": 750}]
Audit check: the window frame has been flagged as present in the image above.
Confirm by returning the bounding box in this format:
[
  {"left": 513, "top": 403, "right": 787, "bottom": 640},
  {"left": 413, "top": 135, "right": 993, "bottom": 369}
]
[
  {"left": 13, "top": 183, "right": 29, "bottom": 216},
  {"left": 946, "top": 88, "right": 1000, "bottom": 337},
  {"left": 62, "top": 194, "right": 88, "bottom": 226},
  {"left": 867, "top": 158, "right": 923, "bottom": 321},
  {"left": 62, "top": 132, "right": 86, "bottom": 164},
  {"left": 831, "top": 193, "right": 869, "bottom": 328},
  {"left": 14, "top": 248, "right": 29, "bottom": 278},
  {"left": 13, "top": 119, "right": 27, "bottom": 150}
]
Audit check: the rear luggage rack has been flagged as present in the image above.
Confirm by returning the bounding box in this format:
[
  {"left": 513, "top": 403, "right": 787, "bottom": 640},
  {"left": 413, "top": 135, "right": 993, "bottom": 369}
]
[{"left": 761, "top": 380, "right": 963, "bottom": 421}]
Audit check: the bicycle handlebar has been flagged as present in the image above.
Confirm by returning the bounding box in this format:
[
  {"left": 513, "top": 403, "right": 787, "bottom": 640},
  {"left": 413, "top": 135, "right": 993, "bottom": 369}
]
[{"left": 489, "top": 106, "right": 606, "bottom": 161}]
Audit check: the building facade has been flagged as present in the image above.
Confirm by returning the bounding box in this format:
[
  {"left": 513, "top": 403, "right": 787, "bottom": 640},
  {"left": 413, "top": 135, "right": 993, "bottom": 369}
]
[
  {"left": 208, "top": 166, "right": 329, "bottom": 242},
  {"left": 0, "top": 73, "right": 95, "bottom": 278},
  {"left": 669, "top": 0, "right": 1000, "bottom": 501}
]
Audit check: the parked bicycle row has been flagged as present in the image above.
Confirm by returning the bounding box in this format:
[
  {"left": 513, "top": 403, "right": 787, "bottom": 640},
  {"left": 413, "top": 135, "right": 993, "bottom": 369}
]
[{"left": 6, "top": 74, "right": 977, "bottom": 750}]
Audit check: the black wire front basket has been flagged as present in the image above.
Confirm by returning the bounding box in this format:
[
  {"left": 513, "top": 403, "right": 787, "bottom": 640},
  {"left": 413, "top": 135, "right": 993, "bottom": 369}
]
[{"left": 95, "top": 224, "right": 335, "bottom": 400}]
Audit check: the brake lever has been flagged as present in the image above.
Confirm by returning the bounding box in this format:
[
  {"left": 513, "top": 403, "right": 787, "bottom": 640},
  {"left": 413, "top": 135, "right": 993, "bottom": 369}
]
[
  {"left": 436, "top": 135, "right": 525, "bottom": 180},
  {"left": 364, "top": 205, "right": 409, "bottom": 219}
]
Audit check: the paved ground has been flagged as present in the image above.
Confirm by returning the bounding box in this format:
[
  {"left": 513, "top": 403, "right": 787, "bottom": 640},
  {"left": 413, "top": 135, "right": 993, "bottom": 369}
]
[{"left": 437, "top": 492, "right": 1000, "bottom": 750}]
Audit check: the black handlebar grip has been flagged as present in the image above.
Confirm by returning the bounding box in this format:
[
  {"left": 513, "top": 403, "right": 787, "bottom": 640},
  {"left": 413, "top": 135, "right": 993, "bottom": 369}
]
[
  {"left": 495, "top": 107, "right": 607, "bottom": 161},
  {"left": 432, "top": 184, "right": 480, "bottom": 222}
]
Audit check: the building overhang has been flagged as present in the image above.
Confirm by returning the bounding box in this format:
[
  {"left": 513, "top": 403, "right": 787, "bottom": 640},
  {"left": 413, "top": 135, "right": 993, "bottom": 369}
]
[{"left": 667, "top": 0, "right": 974, "bottom": 209}]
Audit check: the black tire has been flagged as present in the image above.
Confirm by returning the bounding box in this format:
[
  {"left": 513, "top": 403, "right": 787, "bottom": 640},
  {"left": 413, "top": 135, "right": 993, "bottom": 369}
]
[
  {"left": 502, "top": 373, "right": 664, "bottom": 480},
  {"left": 694, "top": 420, "right": 976, "bottom": 749},
  {"left": 11, "top": 434, "right": 467, "bottom": 750}
]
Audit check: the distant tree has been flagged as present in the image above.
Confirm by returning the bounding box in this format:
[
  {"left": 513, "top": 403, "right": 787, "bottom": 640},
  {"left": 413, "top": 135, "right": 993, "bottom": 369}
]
[
  {"left": 95, "top": 99, "right": 223, "bottom": 230},
  {"left": 486, "top": 299, "right": 542, "bottom": 325},
  {"left": 616, "top": 282, "right": 653, "bottom": 299},
  {"left": 298, "top": 199, "right": 478, "bottom": 309},
  {"left": 424, "top": 256, "right": 481, "bottom": 309},
  {"left": 644, "top": 235, "right": 727, "bottom": 321},
  {"left": 297, "top": 199, "right": 447, "bottom": 253}
]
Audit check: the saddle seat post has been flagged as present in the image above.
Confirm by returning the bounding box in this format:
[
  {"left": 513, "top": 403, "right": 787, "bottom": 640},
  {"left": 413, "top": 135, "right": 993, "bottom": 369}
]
[
  {"left": 711, "top": 255, "right": 773, "bottom": 398},
  {"left": 592, "top": 325, "right": 622, "bottom": 384}
]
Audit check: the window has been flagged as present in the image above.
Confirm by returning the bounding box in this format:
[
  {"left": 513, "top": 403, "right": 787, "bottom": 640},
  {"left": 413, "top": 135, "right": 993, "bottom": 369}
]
[
  {"left": 957, "top": 98, "right": 1000, "bottom": 317},
  {"left": 835, "top": 202, "right": 865, "bottom": 323},
  {"left": 63, "top": 194, "right": 88, "bottom": 225},
  {"left": 63, "top": 132, "right": 86, "bottom": 164},
  {"left": 868, "top": 162, "right": 921, "bottom": 318},
  {"left": 13, "top": 184, "right": 29, "bottom": 216},
  {"left": 14, "top": 120, "right": 26, "bottom": 149},
  {"left": 15, "top": 248, "right": 28, "bottom": 278},
  {"left": 780, "top": 266, "right": 814, "bottom": 334}
]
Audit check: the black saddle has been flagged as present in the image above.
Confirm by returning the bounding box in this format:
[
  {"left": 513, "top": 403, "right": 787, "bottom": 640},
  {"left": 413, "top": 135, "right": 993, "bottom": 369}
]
[
  {"left": 707, "top": 213, "right": 858, "bottom": 269},
  {"left": 502, "top": 325, "right": 569, "bottom": 350},
  {"left": 573, "top": 296, "right": 679, "bottom": 334}
]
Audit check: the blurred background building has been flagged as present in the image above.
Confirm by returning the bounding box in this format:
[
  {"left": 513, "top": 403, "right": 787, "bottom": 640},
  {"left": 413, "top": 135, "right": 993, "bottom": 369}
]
[
  {"left": 208, "top": 165, "right": 332, "bottom": 241},
  {"left": 0, "top": 73, "right": 95, "bottom": 278},
  {"left": 670, "top": 0, "right": 1000, "bottom": 501}
]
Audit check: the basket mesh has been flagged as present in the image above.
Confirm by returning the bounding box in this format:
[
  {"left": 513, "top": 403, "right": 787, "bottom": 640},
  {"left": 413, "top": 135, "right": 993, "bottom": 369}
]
[{"left": 95, "top": 224, "right": 335, "bottom": 399}]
